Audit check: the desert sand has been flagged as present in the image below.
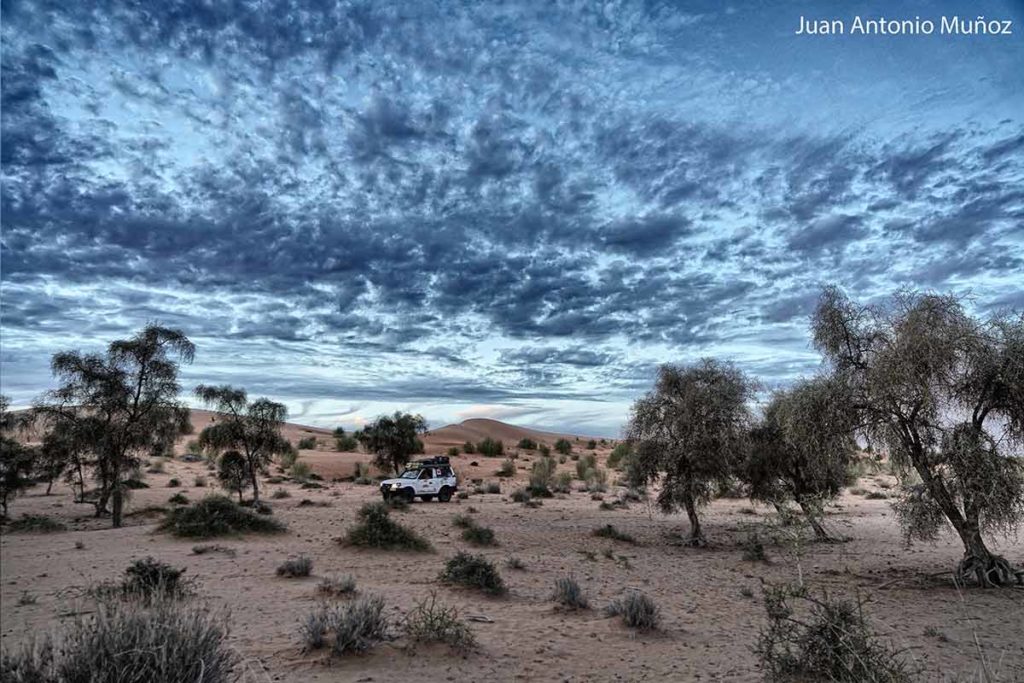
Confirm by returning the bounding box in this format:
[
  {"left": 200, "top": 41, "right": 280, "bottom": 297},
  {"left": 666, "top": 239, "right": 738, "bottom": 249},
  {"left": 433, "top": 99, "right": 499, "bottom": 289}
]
[{"left": 1, "top": 414, "right": 1022, "bottom": 682}]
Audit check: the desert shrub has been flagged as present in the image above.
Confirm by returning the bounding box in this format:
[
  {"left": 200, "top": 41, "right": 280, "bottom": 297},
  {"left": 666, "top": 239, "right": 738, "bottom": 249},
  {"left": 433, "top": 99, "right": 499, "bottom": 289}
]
[
  {"left": 334, "top": 435, "right": 359, "bottom": 451},
  {"left": 552, "top": 471, "right": 573, "bottom": 493},
  {"left": 353, "top": 461, "right": 373, "bottom": 485},
  {"left": 539, "top": 444, "right": 551, "bottom": 457},
  {"left": 169, "top": 492, "right": 189, "bottom": 505},
  {"left": 440, "top": 552, "right": 506, "bottom": 595},
  {"left": 446, "top": 446, "right": 459, "bottom": 457},
  {"left": 297, "top": 437, "right": 317, "bottom": 450},
  {"left": 5, "top": 514, "right": 67, "bottom": 534},
  {"left": 462, "top": 441, "right": 476, "bottom": 454},
  {"left": 528, "top": 456, "right": 556, "bottom": 496},
  {"left": 167, "top": 478, "right": 181, "bottom": 488},
  {"left": 0, "top": 594, "right": 237, "bottom": 682},
  {"left": 485, "top": 482, "right": 501, "bottom": 494},
  {"left": 301, "top": 596, "right": 389, "bottom": 656},
  {"left": 277, "top": 555, "right": 313, "bottom": 578},
  {"left": 496, "top": 459, "right": 516, "bottom": 477},
  {"left": 462, "top": 523, "right": 497, "bottom": 547},
  {"left": 506, "top": 556, "right": 526, "bottom": 570},
  {"left": 551, "top": 576, "right": 589, "bottom": 609},
  {"left": 193, "top": 475, "right": 207, "bottom": 487},
  {"left": 587, "top": 440, "right": 597, "bottom": 450},
  {"left": 290, "top": 461, "right": 311, "bottom": 481},
  {"left": 271, "top": 488, "right": 291, "bottom": 499},
  {"left": 457, "top": 490, "right": 469, "bottom": 500},
  {"left": 318, "top": 574, "right": 357, "bottom": 597},
  {"left": 511, "top": 488, "right": 531, "bottom": 503},
  {"left": 554, "top": 438, "right": 573, "bottom": 455},
  {"left": 755, "top": 584, "right": 914, "bottom": 682},
  {"left": 93, "top": 557, "right": 191, "bottom": 604},
  {"left": 742, "top": 532, "right": 768, "bottom": 562},
  {"left": 575, "top": 453, "right": 597, "bottom": 480},
  {"left": 605, "top": 591, "right": 660, "bottom": 631},
  {"left": 403, "top": 592, "right": 476, "bottom": 653},
  {"left": 191, "top": 544, "right": 235, "bottom": 557},
  {"left": 386, "top": 495, "right": 409, "bottom": 511},
  {"left": 585, "top": 467, "right": 608, "bottom": 492},
  {"left": 517, "top": 438, "right": 538, "bottom": 451},
  {"left": 342, "top": 502, "right": 431, "bottom": 551},
  {"left": 592, "top": 524, "right": 636, "bottom": 543},
  {"left": 452, "top": 513, "right": 474, "bottom": 529},
  {"left": 608, "top": 443, "right": 631, "bottom": 469},
  {"left": 123, "top": 478, "right": 149, "bottom": 489},
  {"left": 476, "top": 437, "right": 504, "bottom": 457},
  {"left": 159, "top": 495, "right": 284, "bottom": 537},
  {"left": 865, "top": 491, "right": 888, "bottom": 500},
  {"left": 147, "top": 459, "right": 166, "bottom": 474}
]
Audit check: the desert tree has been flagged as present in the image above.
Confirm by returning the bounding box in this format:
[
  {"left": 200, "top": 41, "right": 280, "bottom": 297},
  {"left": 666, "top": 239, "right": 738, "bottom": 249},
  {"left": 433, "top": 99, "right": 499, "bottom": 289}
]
[
  {"left": 626, "top": 359, "right": 755, "bottom": 545},
  {"left": 193, "top": 385, "right": 290, "bottom": 503},
  {"left": 1, "top": 398, "right": 36, "bottom": 517},
  {"left": 33, "top": 326, "right": 194, "bottom": 527},
  {"left": 217, "top": 450, "right": 250, "bottom": 502},
  {"left": 746, "top": 376, "right": 859, "bottom": 541},
  {"left": 357, "top": 412, "right": 427, "bottom": 475},
  {"left": 813, "top": 286, "right": 1024, "bottom": 586}
]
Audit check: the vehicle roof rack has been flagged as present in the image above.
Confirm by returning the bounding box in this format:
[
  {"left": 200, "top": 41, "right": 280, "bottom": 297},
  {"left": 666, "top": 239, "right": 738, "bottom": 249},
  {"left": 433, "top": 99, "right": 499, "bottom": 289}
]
[{"left": 413, "top": 456, "right": 450, "bottom": 467}]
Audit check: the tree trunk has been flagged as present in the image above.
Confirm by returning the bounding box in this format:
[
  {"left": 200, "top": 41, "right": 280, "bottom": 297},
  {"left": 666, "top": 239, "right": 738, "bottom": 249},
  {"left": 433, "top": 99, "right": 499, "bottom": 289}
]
[
  {"left": 249, "top": 461, "right": 261, "bottom": 504},
  {"left": 683, "top": 491, "right": 705, "bottom": 546},
  {"left": 112, "top": 485, "right": 124, "bottom": 528},
  {"left": 798, "top": 500, "right": 832, "bottom": 541}
]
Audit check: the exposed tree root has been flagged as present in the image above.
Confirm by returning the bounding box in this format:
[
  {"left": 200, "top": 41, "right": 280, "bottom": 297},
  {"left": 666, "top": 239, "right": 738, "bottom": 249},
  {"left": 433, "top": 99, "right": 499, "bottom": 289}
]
[{"left": 956, "top": 553, "right": 1023, "bottom": 588}]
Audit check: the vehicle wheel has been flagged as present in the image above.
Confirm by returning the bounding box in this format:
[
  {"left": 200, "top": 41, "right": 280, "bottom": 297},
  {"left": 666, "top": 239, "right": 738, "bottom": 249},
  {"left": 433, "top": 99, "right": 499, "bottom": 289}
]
[
  {"left": 401, "top": 488, "right": 415, "bottom": 504},
  {"left": 438, "top": 487, "right": 453, "bottom": 502},
  {"left": 421, "top": 495, "right": 434, "bottom": 502}
]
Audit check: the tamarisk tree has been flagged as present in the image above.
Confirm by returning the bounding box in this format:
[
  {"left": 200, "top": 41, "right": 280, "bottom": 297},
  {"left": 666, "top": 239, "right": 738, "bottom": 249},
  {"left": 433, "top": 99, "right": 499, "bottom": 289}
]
[
  {"left": 194, "top": 385, "right": 290, "bottom": 503},
  {"left": 36, "top": 326, "right": 195, "bottom": 528},
  {"left": 746, "top": 376, "right": 858, "bottom": 541},
  {"left": 627, "top": 360, "right": 755, "bottom": 545},
  {"left": 813, "top": 287, "right": 1024, "bottom": 586},
  {"left": 357, "top": 412, "right": 427, "bottom": 475}
]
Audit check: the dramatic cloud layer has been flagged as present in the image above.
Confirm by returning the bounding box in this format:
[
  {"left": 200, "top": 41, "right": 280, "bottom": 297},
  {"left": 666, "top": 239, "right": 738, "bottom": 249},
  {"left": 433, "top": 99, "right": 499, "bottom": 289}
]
[{"left": 2, "top": 0, "right": 1022, "bottom": 434}]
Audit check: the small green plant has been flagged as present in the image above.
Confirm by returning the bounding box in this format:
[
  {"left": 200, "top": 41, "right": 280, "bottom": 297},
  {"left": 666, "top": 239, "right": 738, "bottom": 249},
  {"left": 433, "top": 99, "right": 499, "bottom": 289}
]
[
  {"left": 605, "top": 591, "right": 660, "bottom": 631},
  {"left": 403, "top": 592, "right": 477, "bottom": 653},
  {"left": 167, "top": 478, "right": 181, "bottom": 488},
  {"left": 276, "top": 555, "right": 313, "bottom": 578},
  {"left": 462, "top": 441, "right": 476, "bottom": 454},
  {"left": 592, "top": 524, "right": 636, "bottom": 544},
  {"left": 607, "top": 443, "right": 631, "bottom": 469},
  {"left": 446, "top": 446, "right": 459, "bottom": 457},
  {"left": 517, "top": 438, "right": 538, "bottom": 450},
  {"left": 575, "top": 453, "right": 597, "bottom": 480},
  {"left": 297, "top": 436, "right": 317, "bottom": 450},
  {"left": 169, "top": 492, "right": 189, "bottom": 505},
  {"left": 342, "top": 502, "right": 431, "bottom": 551},
  {"left": 552, "top": 471, "right": 573, "bottom": 493},
  {"left": 300, "top": 596, "right": 389, "bottom": 656},
  {"left": 290, "top": 461, "right": 312, "bottom": 481},
  {"left": 554, "top": 438, "right": 573, "bottom": 455},
  {"left": 452, "top": 514, "right": 474, "bottom": 529},
  {"left": 485, "top": 482, "right": 501, "bottom": 494},
  {"left": 511, "top": 488, "right": 531, "bottom": 503},
  {"left": 528, "top": 456, "right": 556, "bottom": 496},
  {"left": 335, "top": 435, "right": 359, "bottom": 451},
  {"left": 440, "top": 552, "right": 506, "bottom": 595},
  {"left": 551, "top": 576, "right": 589, "bottom": 609},
  {"left": 539, "top": 444, "right": 551, "bottom": 457}
]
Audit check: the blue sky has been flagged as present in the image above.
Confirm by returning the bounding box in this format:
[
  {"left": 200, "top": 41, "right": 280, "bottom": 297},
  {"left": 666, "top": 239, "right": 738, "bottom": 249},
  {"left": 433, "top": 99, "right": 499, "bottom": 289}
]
[{"left": 2, "top": 0, "right": 1022, "bottom": 436}]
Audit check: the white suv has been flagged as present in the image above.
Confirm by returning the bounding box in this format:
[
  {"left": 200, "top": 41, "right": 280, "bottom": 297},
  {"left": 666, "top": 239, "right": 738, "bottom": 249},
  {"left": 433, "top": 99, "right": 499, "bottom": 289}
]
[{"left": 379, "top": 457, "right": 458, "bottom": 503}]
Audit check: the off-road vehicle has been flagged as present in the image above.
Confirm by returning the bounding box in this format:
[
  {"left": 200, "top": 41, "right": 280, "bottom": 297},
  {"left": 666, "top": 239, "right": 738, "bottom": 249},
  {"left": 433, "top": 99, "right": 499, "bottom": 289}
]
[{"left": 379, "top": 456, "right": 458, "bottom": 503}]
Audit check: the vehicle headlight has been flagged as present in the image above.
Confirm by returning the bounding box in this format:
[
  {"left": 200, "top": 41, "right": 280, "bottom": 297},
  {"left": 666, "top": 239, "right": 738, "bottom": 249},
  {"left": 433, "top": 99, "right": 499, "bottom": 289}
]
[{"left": 390, "top": 483, "right": 399, "bottom": 490}]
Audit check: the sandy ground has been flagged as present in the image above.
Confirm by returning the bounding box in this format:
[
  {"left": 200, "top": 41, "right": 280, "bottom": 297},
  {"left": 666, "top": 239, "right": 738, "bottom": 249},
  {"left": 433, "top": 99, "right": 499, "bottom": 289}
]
[{"left": 2, "top": 430, "right": 1022, "bottom": 682}]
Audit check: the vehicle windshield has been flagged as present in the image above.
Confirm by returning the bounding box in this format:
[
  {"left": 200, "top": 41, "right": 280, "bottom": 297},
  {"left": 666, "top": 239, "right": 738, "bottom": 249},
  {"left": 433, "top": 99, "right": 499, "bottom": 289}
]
[{"left": 399, "top": 470, "right": 419, "bottom": 479}]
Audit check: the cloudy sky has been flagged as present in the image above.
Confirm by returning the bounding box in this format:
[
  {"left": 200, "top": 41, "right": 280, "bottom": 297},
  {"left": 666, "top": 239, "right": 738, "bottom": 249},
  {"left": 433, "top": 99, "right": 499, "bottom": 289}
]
[{"left": 2, "top": 0, "right": 1022, "bottom": 436}]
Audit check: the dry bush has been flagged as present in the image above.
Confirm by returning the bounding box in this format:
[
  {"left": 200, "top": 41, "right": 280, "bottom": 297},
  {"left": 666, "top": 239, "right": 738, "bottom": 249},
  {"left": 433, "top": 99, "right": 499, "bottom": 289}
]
[
  {"left": 742, "top": 532, "right": 768, "bottom": 562},
  {"left": 496, "top": 459, "right": 516, "bottom": 477},
  {"left": 300, "top": 596, "right": 389, "bottom": 656},
  {"left": 592, "top": 524, "right": 636, "bottom": 544},
  {"left": 440, "top": 552, "right": 506, "bottom": 595},
  {"left": 551, "top": 576, "right": 589, "bottom": 609},
  {"left": 605, "top": 591, "right": 660, "bottom": 631},
  {"left": 461, "top": 523, "right": 497, "bottom": 547},
  {"left": 342, "top": 502, "right": 431, "bottom": 552},
  {"left": 5, "top": 515, "right": 67, "bottom": 534},
  {"left": 1, "top": 594, "right": 236, "bottom": 682},
  {"left": 318, "top": 574, "right": 357, "bottom": 597},
  {"left": 755, "top": 583, "right": 914, "bottom": 682},
  {"left": 168, "top": 492, "right": 189, "bottom": 505},
  {"left": 505, "top": 556, "right": 526, "bottom": 570},
  {"left": 403, "top": 592, "right": 476, "bottom": 653},
  {"left": 271, "top": 488, "right": 291, "bottom": 499},
  {"left": 159, "top": 495, "right": 284, "bottom": 537},
  {"left": 277, "top": 555, "right": 313, "bottom": 578}
]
